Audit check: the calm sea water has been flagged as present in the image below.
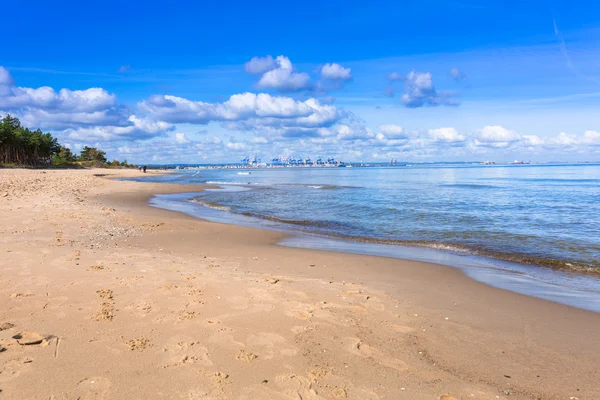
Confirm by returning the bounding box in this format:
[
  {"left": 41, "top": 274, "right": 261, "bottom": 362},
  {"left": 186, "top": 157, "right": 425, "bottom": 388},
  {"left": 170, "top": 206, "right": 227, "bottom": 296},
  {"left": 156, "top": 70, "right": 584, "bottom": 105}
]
[
  {"left": 130, "top": 163, "right": 600, "bottom": 311},
  {"left": 154, "top": 164, "right": 600, "bottom": 273}
]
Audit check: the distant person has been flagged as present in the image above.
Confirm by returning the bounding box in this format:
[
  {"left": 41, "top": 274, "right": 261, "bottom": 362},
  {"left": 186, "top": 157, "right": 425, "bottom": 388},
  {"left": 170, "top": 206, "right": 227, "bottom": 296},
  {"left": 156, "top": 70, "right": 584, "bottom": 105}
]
[{"left": 143, "top": 165, "right": 147, "bottom": 173}]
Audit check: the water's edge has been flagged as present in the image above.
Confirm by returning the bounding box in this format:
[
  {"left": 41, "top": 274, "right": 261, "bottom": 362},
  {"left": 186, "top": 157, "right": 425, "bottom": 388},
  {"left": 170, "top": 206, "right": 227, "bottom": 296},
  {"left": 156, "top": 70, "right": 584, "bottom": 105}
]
[{"left": 148, "top": 191, "right": 600, "bottom": 313}]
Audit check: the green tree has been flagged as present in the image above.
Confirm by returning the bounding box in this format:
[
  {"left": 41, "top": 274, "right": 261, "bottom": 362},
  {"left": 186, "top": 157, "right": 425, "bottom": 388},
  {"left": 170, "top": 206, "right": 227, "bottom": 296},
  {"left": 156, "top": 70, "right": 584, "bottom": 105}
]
[
  {"left": 79, "top": 146, "right": 107, "bottom": 163},
  {"left": 52, "top": 146, "right": 77, "bottom": 165},
  {"left": 0, "top": 114, "right": 60, "bottom": 166}
]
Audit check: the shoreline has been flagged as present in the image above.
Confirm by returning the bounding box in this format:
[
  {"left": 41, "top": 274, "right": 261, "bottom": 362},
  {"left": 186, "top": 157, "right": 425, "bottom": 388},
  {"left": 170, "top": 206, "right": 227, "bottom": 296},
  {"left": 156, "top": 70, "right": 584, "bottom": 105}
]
[
  {"left": 130, "top": 170, "right": 600, "bottom": 277},
  {"left": 1, "top": 168, "right": 599, "bottom": 399},
  {"left": 148, "top": 189, "right": 600, "bottom": 312}
]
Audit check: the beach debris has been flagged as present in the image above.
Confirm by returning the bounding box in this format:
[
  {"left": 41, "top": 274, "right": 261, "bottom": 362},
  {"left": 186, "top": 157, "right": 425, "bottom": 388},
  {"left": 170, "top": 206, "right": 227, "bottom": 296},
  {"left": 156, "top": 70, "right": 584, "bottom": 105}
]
[
  {"left": 0, "top": 322, "right": 15, "bottom": 331},
  {"left": 439, "top": 396, "right": 457, "bottom": 400},
  {"left": 444, "top": 317, "right": 449, "bottom": 320},
  {"left": 13, "top": 332, "right": 45, "bottom": 346},
  {"left": 1, "top": 192, "right": 8, "bottom": 197}
]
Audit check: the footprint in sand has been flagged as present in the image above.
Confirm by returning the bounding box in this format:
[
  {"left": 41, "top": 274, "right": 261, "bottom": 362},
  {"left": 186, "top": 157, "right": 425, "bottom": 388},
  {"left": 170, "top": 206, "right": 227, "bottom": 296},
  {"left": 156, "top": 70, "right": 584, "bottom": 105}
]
[
  {"left": 345, "top": 337, "right": 408, "bottom": 372},
  {"left": 126, "top": 336, "right": 151, "bottom": 351},
  {"left": 286, "top": 309, "right": 313, "bottom": 320},
  {"left": 76, "top": 377, "right": 111, "bottom": 399},
  {"left": 0, "top": 322, "right": 15, "bottom": 331},
  {"left": 176, "top": 311, "right": 197, "bottom": 321},
  {"left": 246, "top": 332, "right": 297, "bottom": 359},
  {"left": 0, "top": 357, "right": 35, "bottom": 383},
  {"left": 162, "top": 340, "right": 212, "bottom": 368},
  {"left": 284, "top": 301, "right": 315, "bottom": 320},
  {"left": 235, "top": 349, "right": 258, "bottom": 362},
  {"left": 94, "top": 290, "right": 115, "bottom": 322},
  {"left": 125, "top": 301, "right": 156, "bottom": 317}
]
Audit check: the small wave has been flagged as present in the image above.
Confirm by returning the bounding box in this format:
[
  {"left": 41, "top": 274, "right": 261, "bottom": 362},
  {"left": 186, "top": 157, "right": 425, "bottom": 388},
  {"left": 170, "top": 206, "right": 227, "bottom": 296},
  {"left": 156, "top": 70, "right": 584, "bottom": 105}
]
[
  {"left": 440, "top": 183, "right": 498, "bottom": 189},
  {"left": 206, "top": 180, "right": 265, "bottom": 186},
  {"left": 306, "top": 184, "right": 351, "bottom": 190},
  {"left": 188, "top": 199, "right": 231, "bottom": 212}
]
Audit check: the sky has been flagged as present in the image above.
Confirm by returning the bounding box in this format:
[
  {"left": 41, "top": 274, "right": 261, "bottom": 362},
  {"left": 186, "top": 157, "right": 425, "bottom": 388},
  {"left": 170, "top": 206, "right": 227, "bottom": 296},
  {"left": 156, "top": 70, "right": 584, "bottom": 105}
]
[{"left": 1, "top": 0, "right": 600, "bottom": 163}]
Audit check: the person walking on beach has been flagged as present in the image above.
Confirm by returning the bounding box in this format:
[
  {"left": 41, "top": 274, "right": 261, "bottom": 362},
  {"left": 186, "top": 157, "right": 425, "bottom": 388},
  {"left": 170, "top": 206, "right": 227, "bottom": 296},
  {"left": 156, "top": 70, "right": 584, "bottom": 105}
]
[{"left": 143, "top": 165, "right": 147, "bottom": 173}]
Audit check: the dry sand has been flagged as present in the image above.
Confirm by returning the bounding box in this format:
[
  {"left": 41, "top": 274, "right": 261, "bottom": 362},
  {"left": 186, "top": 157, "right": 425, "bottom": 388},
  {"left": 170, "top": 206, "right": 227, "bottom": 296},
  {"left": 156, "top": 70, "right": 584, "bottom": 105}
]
[{"left": 0, "top": 168, "right": 598, "bottom": 400}]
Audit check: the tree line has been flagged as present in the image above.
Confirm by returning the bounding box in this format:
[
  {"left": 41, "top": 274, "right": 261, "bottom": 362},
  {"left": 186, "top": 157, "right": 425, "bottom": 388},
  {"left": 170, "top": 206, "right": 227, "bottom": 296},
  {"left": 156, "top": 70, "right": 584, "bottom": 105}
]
[{"left": 0, "top": 115, "right": 133, "bottom": 168}]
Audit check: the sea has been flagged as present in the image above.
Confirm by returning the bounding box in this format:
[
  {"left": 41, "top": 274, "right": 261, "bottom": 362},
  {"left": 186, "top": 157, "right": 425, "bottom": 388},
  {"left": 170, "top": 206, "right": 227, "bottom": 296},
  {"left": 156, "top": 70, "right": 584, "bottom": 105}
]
[{"left": 129, "top": 163, "right": 600, "bottom": 312}]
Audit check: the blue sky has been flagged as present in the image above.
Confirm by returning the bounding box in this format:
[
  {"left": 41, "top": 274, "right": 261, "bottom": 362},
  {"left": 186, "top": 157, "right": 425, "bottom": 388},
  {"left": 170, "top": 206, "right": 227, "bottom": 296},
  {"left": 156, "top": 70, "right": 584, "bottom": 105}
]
[{"left": 2, "top": 0, "right": 600, "bottom": 163}]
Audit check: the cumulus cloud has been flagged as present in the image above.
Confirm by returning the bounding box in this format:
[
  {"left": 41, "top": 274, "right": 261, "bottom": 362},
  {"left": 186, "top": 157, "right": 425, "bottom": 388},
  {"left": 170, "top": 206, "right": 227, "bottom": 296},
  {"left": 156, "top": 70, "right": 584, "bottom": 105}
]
[
  {"left": 0, "top": 66, "right": 173, "bottom": 141},
  {"left": 401, "top": 71, "right": 457, "bottom": 108},
  {"left": 449, "top": 68, "right": 466, "bottom": 81},
  {"left": 140, "top": 92, "right": 343, "bottom": 137},
  {"left": 250, "top": 136, "right": 269, "bottom": 144},
  {"left": 582, "top": 130, "right": 600, "bottom": 146},
  {"left": 226, "top": 141, "right": 248, "bottom": 151},
  {"left": 244, "top": 56, "right": 277, "bottom": 75},
  {"left": 175, "top": 132, "right": 190, "bottom": 144},
  {"left": 65, "top": 116, "right": 173, "bottom": 141},
  {"left": 0, "top": 85, "right": 116, "bottom": 113},
  {"left": 320, "top": 63, "right": 352, "bottom": 81},
  {"left": 428, "top": 127, "right": 466, "bottom": 143},
  {"left": 474, "top": 125, "right": 520, "bottom": 148},
  {"left": 379, "top": 124, "right": 405, "bottom": 138},
  {"left": 254, "top": 56, "right": 311, "bottom": 92}
]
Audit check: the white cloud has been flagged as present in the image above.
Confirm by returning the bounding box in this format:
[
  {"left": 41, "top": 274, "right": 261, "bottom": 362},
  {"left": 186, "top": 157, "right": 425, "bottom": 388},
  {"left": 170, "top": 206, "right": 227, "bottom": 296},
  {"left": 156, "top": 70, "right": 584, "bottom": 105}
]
[
  {"left": 474, "top": 125, "right": 520, "bottom": 147},
  {"left": 582, "top": 130, "right": 600, "bottom": 146},
  {"left": 521, "top": 135, "right": 545, "bottom": 147},
  {"left": 255, "top": 56, "right": 311, "bottom": 92},
  {"left": 226, "top": 141, "right": 247, "bottom": 151},
  {"left": 1, "top": 85, "right": 116, "bottom": 113},
  {"left": 244, "top": 55, "right": 277, "bottom": 75},
  {"left": 65, "top": 115, "right": 173, "bottom": 141},
  {"left": 0, "top": 66, "right": 172, "bottom": 140},
  {"left": 400, "top": 71, "right": 457, "bottom": 108},
  {"left": 379, "top": 124, "right": 406, "bottom": 138},
  {"left": 175, "top": 132, "right": 190, "bottom": 144},
  {"left": 250, "top": 136, "right": 269, "bottom": 144},
  {"left": 335, "top": 124, "right": 374, "bottom": 141},
  {"left": 140, "top": 92, "right": 342, "bottom": 137},
  {"left": 0, "top": 67, "right": 15, "bottom": 95},
  {"left": 429, "top": 127, "right": 466, "bottom": 143},
  {"left": 320, "top": 63, "right": 352, "bottom": 80}
]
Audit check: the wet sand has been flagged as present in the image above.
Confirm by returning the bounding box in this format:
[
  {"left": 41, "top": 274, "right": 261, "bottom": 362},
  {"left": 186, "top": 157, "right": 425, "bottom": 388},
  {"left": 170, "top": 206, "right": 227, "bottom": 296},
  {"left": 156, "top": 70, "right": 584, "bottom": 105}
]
[{"left": 0, "top": 168, "right": 598, "bottom": 400}]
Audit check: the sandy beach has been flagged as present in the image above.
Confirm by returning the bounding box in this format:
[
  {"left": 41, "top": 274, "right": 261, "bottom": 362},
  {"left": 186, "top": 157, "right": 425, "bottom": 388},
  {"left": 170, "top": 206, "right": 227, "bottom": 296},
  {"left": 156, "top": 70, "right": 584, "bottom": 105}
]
[{"left": 1, "top": 168, "right": 598, "bottom": 400}]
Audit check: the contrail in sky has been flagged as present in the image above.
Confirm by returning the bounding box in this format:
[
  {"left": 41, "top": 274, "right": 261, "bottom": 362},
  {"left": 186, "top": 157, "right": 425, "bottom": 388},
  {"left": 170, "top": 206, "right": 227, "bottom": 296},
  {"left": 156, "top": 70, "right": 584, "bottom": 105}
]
[{"left": 553, "top": 18, "right": 600, "bottom": 84}]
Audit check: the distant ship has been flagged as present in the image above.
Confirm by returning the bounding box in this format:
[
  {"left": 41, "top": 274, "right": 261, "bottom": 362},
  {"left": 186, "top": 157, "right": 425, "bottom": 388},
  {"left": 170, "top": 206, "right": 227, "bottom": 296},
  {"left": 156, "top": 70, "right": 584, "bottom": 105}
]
[
  {"left": 482, "top": 160, "right": 496, "bottom": 165},
  {"left": 511, "top": 160, "right": 531, "bottom": 165}
]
